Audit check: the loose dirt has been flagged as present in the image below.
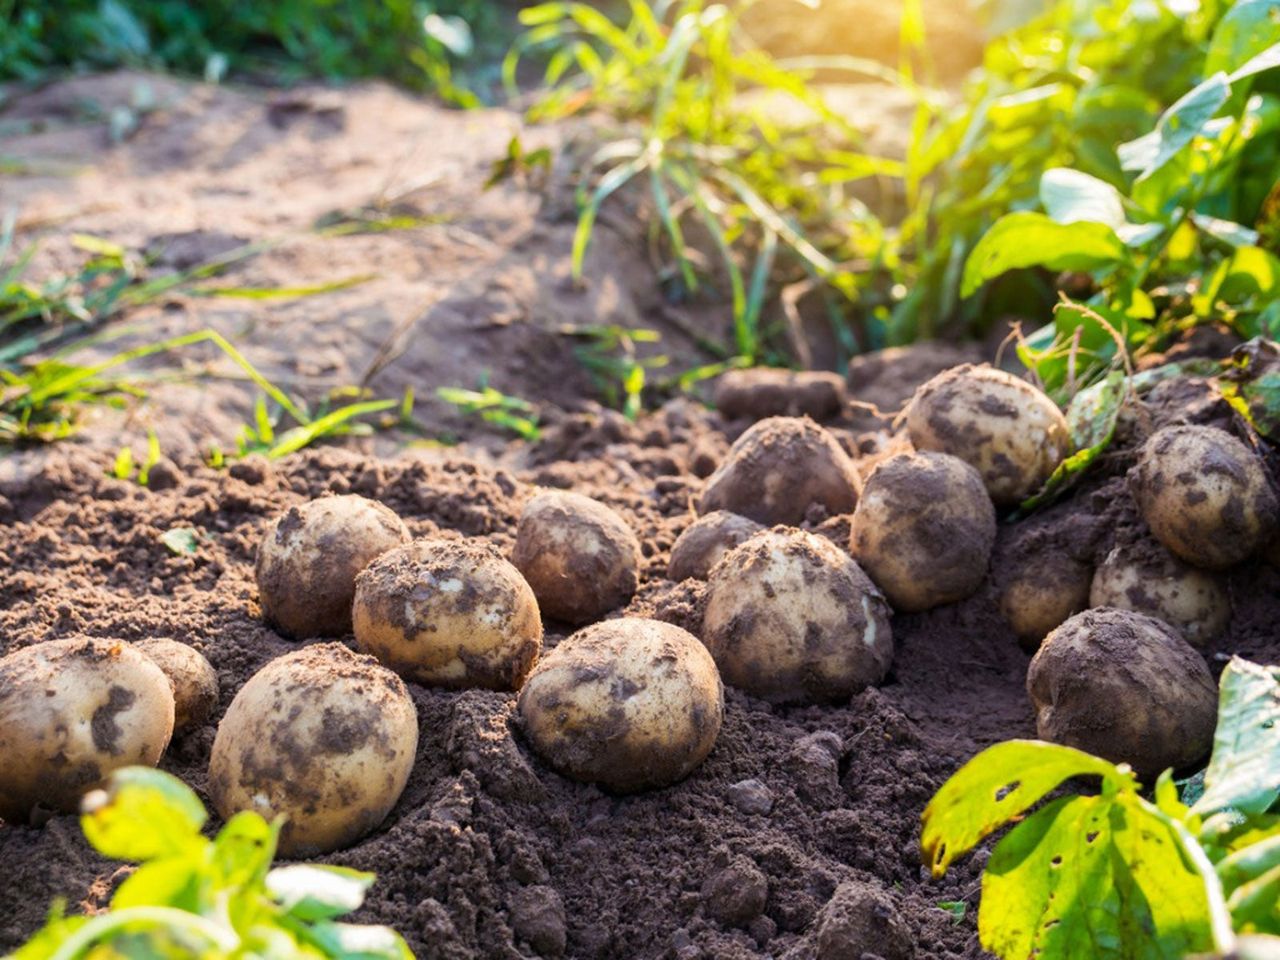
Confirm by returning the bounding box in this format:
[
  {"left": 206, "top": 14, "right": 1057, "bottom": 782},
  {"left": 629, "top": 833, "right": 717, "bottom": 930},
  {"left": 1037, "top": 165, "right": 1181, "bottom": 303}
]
[{"left": 3, "top": 354, "right": 1279, "bottom": 960}]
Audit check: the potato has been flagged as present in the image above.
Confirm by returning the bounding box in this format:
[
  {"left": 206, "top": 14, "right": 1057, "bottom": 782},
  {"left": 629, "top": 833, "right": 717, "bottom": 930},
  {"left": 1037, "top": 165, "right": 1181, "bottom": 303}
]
[
  {"left": 0, "top": 638, "right": 175, "bottom": 823},
  {"left": 699, "top": 417, "right": 861, "bottom": 525},
  {"left": 904, "top": 364, "right": 1071, "bottom": 507},
  {"left": 353, "top": 538, "right": 542, "bottom": 690},
  {"left": 998, "top": 552, "right": 1093, "bottom": 651},
  {"left": 517, "top": 618, "right": 722, "bottom": 792},
  {"left": 1089, "top": 539, "right": 1229, "bottom": 648},
  {"left": 1026, "top": 608, "right": 1217, "bottom": 780},
  {"left": 256, "top": 494, "right": 410, "bottom": 639},
  {"left": 714, "top": 368, "right": 847, "bottom": 421},
  {"left": 511, "top": 491, "right": 641, "bottom": 625},
  {"left": 1130, "top": 424, "right": 1278, "bottom": 570},
  {"left": 208, "top": 643, "right": 417, "bottom": 856},
  {"left": 702, "top": 527, "right": 893, "bottom": 704},
  {"left": 135, "top": 638, "right": 219, "bottom": 732},
  {"left": 850, "top": 451, "right": 995, "bottom": 611},
  {"left": 668, "top": 511, "right": 764, "bottom": 582}
]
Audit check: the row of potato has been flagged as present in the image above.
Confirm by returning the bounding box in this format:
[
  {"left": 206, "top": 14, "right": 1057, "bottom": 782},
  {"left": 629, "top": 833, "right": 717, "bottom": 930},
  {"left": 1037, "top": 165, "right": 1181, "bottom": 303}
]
[{"left": 1, "top": 363, "right": 1272, "bottom": 854}]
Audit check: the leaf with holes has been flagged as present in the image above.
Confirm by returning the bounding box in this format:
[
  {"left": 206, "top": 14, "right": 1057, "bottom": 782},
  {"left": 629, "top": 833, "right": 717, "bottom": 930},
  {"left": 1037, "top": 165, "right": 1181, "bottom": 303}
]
[
  {"left": 920, "top": 740, "right": 1125, "bottom": 877},
  {"left": 980, "top": 792, "right": 1216, "bottom": 959}
]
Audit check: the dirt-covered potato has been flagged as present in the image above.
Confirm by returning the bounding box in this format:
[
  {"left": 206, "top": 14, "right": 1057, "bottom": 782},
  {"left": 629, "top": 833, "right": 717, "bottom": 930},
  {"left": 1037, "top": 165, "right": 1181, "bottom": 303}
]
[
  {"left": 1089, "top": 540, "right": 1229, "bottom": 648},
  {"left": 256, "top": 494, "right": 410, "bottom": 639},
  {"left": 714, "top": 368, "right": 847, "bottom": 421},
  {"left": 1026, "top": 608, "right": 1217, "bottom": 779},
  {"left": 511, "top": 491, "right": 641, "bottom": 625},
  {"left": 904, "top": 364, "right": 1071, "bottom": 507},
  {"left": 702, "top": 527, "right": 893, "bottom": 704},
  {"left": 699, "top": 417, "right": 861, "bottom": 526},
  {"left": 353, "top": 538, "right": 542, "bottom": 690},
  {"left": 0, "top": 638, "right": 175, "bottom": 823},
  {"left": 998, "top": 552, "right": 1094, "bottom": 651},
  {"left": 135, "top": 638, "right": 219, "bottom": 732},
  {"left": 517, "top": 618, "right": 723, "bottom": 792},
  {"left": 1130, "top": 424, "right": 1278, "bottom": 570},
  {"left": 209, "top": 643, "right": 417, "bottom": 857},
  {"left": 850, "top": 451, "right": 995, "bottom": 611},
  {"left": 668, "top": 511, "right": 764, "bottom": 582}
]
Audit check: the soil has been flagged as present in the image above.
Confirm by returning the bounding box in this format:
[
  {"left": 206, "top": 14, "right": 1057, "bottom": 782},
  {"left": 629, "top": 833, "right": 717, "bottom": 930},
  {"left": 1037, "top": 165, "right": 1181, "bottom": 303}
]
[{"left": 4, "top": 357, "right": 1280, "bottom": 960}]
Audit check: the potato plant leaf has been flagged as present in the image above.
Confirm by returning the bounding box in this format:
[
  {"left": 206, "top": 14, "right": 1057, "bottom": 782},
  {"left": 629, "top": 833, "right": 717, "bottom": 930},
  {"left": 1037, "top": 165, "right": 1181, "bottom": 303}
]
[
  {"left": 980, "top": 792, "right": 1216, "bottom": 959},
  {"left": 266, "top": 865, "right": 376, "bottom": 921},
  {"left": 920, "top": 739, "right": 1124, "bottom": 876},
  {"left": 1119, "top": 72, "right": 1232, "bottom": 180},
  {"left": 80, "top": 767, "right": 207, "bottom": 861},
  {"left": 1206, "top": 1, "right": 1280, "bottom": 78},
  {"left": 1219, "top": 338, "right": 1280, "bottom": 440},
  {"left": 1194, "top": 658, "right": 1280, "bottom": 818},
  {"left": 961, "top": 212, "right": 1127, "bottom": 297}
]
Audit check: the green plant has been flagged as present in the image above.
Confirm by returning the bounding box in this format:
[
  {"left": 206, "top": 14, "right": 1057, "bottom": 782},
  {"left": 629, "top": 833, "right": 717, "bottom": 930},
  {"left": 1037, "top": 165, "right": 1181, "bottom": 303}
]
[
  {"left": 566, "top": 324, "right": 669, "bottom": 419},
  {"left": 436, "top": 384, "right": 542, "bottom": 439},
  {"left": 7, "top": 766, "right": 412, "bottom": 959},
  {"left": 922, "top": 656, "right": 1280, "bottom": 959}
]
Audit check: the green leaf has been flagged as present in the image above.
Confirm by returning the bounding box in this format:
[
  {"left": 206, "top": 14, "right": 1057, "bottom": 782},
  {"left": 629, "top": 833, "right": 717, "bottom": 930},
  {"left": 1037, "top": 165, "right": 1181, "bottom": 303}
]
[
  {"left": 112, "top": 858, "right": 200, "bottom": 911},
  {"left": 937, "top": 900, "right": 967, "bottom": 923},
  {"left": 1219, "top": 338, "right": 1280, "bottom": 439},
  {"left": 112, "top": 445, "right": 135, "bottom": 481},
  {"left": 980, "top": 793, "right": 1216, "bottom": 959},
  {"left": 1019, "top": 370, "right": 1125, "bottom": 512},
  {"left": 422, "top": 14, "right": 473, "bottom": 57},
  {"left": 1039, "top": 168, "right": 1126, "bottom": 230},
  {"left": 299, "top": 920, "right": 416, "bottom": 960},
  {"left": 1194, "top": 658, "right": 1280, "bottom": 818},
  {"left": 921, "top": 739, "right": 1125, "bottom": 877},
  {"left": 1206, "top": 1, "right": 1280, "bottom": 77},
  {"left": 211, "top": 811, "right": 278, "bottom": 890},
  {"left": 1119, "top": 73, "right": 1231, "bottom": 179},
  {"left": 81, "top": 768, "right": 208, "bottom": 862},
  {"left": 961, "top": 213, "right": 1126, "bottom": 298},
  {"left": 266, "top": 865, "right": 376, "bottom": 921},
  {"left": 267, "top": 399, "right": 396, "bottom": 458},
  {"left": 1231, "top": 40, "right": 1280, "bottom": 83},
  {"left": 160, "top": 527, "right": 200, "bottom": 555}
]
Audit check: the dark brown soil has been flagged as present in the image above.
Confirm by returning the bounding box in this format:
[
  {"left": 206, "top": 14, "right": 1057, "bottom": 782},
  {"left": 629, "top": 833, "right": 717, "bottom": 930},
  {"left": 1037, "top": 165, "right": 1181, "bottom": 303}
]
[{"left": 4, "top": 357, "right": 1280, "bottom": 960}]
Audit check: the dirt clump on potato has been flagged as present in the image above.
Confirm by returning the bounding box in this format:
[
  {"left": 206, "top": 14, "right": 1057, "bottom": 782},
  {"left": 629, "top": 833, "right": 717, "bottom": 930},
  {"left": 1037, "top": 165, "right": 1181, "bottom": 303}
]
[
  {"left": 668, "top": 511, "right": 764, "bottom": 582},
  {"left": 511, "top": 491, "right": 641, "bottom": 625},
  {"left": 699, "top": 417, "right": 861, "bottom": 525},
  {"left": 208, "top": 642, "right": 418, "bottom": 857},
  {"left": 255, "top": 494, "right": 410, "bottom": 638},
  {"left": 851, "top": 451, "right": 995, "bottom": 612},
  {"left": 905, "top": 364, "right": 1071, "bottom": 507},
  {"left": 135, "top": 638, "right": 219, "bottom": 732},
  {"left": 703, "top": 527, "right": 892, "bottom": 704},
  {"left": 517, "top": 618, "right": 723, "bottom": 793},
  {"left": 353, "top": 537, "right": 542, "bottom": 690},
  {"left": 1129, "top": 424, "right": 1278, "bottom": 570},
  {"left": 1026, "top": 608, "right": 1217, "bottom": 780},
  {"left": 713, "top": 368, "right": 847, "bottom": 421},
  {"left": 1090, "top": 538, "right": 1230, "bottom": 648},
  {"left": 0, "top": 638, "right": 175, "bottom": 823}
]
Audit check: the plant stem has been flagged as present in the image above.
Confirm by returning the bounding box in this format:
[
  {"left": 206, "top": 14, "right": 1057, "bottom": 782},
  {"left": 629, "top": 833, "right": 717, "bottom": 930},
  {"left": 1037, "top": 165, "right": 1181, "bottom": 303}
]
[{"left": 48, "top": 907, "right": 239, "bottom": 960}]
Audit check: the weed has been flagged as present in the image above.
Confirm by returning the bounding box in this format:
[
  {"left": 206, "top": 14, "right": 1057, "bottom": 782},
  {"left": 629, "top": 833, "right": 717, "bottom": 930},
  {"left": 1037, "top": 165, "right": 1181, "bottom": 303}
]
[
  {"left": 437, "top": 384, "right": 542, "bottom": 440},
  {"left": 564, "top": 324, "right": 669, "bottom": 420}
]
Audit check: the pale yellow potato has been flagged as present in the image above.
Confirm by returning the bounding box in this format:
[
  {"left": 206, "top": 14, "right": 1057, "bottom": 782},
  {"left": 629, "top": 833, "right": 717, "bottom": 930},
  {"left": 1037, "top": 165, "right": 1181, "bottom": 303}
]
[
  {"left": 851, "top": 452, "right": 995, "bottom": 612},
  {"left": 135, "top": 638, "right": 219, "bottom": 732},
  {"left": 702, "top": 527, "right": 892, "bottom": 704},
  {"left": 511, "top": 491, "right": 641, "bottom": 625},
  {"left": 0, "top": 638, "right": 175, "bottom": 823},
  {"left": 208, "top": 643, "right": 418, "bottom": 857},
  {"left": 518, "top": 618, "right": 722, "bottom": 792},
  {"left": 1130, "top": 424, "right": 1278, "bottom": 570},
  {"left": 1027, "top": 608, "right": 1217, "bottom": 781},
  {"left": 1089, "top": 540, "right": 1229, "bottom": 648},
  {"left": 998, "top": 552, "right": 1093, "bottom": 651},
  {"left": 255, "top": 494, "right": 410, "bottom": 639},
  {"left": 353, "top": 538, "right": 542, "bottom": 690},
  {"left": 667, "top": 511, "right": 764, "bottom": 582},
  {"left": 698, "top": 417, "right": 861, "bottom": 526},
  {"left": 905, "top": 364, "right": 1071, "bottom": 507}
]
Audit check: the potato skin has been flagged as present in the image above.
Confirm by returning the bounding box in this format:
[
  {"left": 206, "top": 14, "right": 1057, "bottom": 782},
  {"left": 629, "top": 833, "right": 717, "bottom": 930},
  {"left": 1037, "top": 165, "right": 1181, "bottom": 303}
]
[
  {"left": 256, "top": 495, "right": 410, "bottom": 639},
  {"left": 1130, "top": 424, "right": 1278, "bottom": 570},
  {"left": 714, "top": 368, "right": 847, "bottom": 421},
  {"left": 517, "top": 618, "right": 723, "bottom": 793},
  {"left": 0, "top": 638, "right": 175, "bottom": 823},
  {"left": 511, "top": 491, "right": 641, "bottom": 625},
  {"left": 702, "top": 528, "right": 893, "bottom": 704},
  {"left": 1026, "top": 608, "right": 1217, "bottom": 780},
  {"left": 208, "top": 643, "right": 418, "bottom": 857},
  {"left": 905, "top": 364, "right": 1071, "bottom": 507},
  {"left": 1089, "top": 540, "right": 1229, "bottom": 648},
  {"left": 998, "top": 552, "right": 1093, "bottom": 651},
  {"left": 668, "top": 511, "right": 764, "bottom": 582},
  {"left": 698, "top": 417, "right": 861, "bottom": 526},
  {"left": 851, "top": 452, "right": 995, "bottom": 611},
  {"left": 353, "top": 538, "right": 542, "bottom": 690},
  {"left": 135, "top": 638, "right": 219, "bottom": 731}
]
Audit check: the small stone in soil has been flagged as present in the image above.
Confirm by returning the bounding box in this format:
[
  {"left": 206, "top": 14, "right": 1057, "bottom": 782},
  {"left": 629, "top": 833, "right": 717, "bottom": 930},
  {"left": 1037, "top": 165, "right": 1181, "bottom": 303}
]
[{"left": 727, "top": 778, "right": 774, "bottom": 815}]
